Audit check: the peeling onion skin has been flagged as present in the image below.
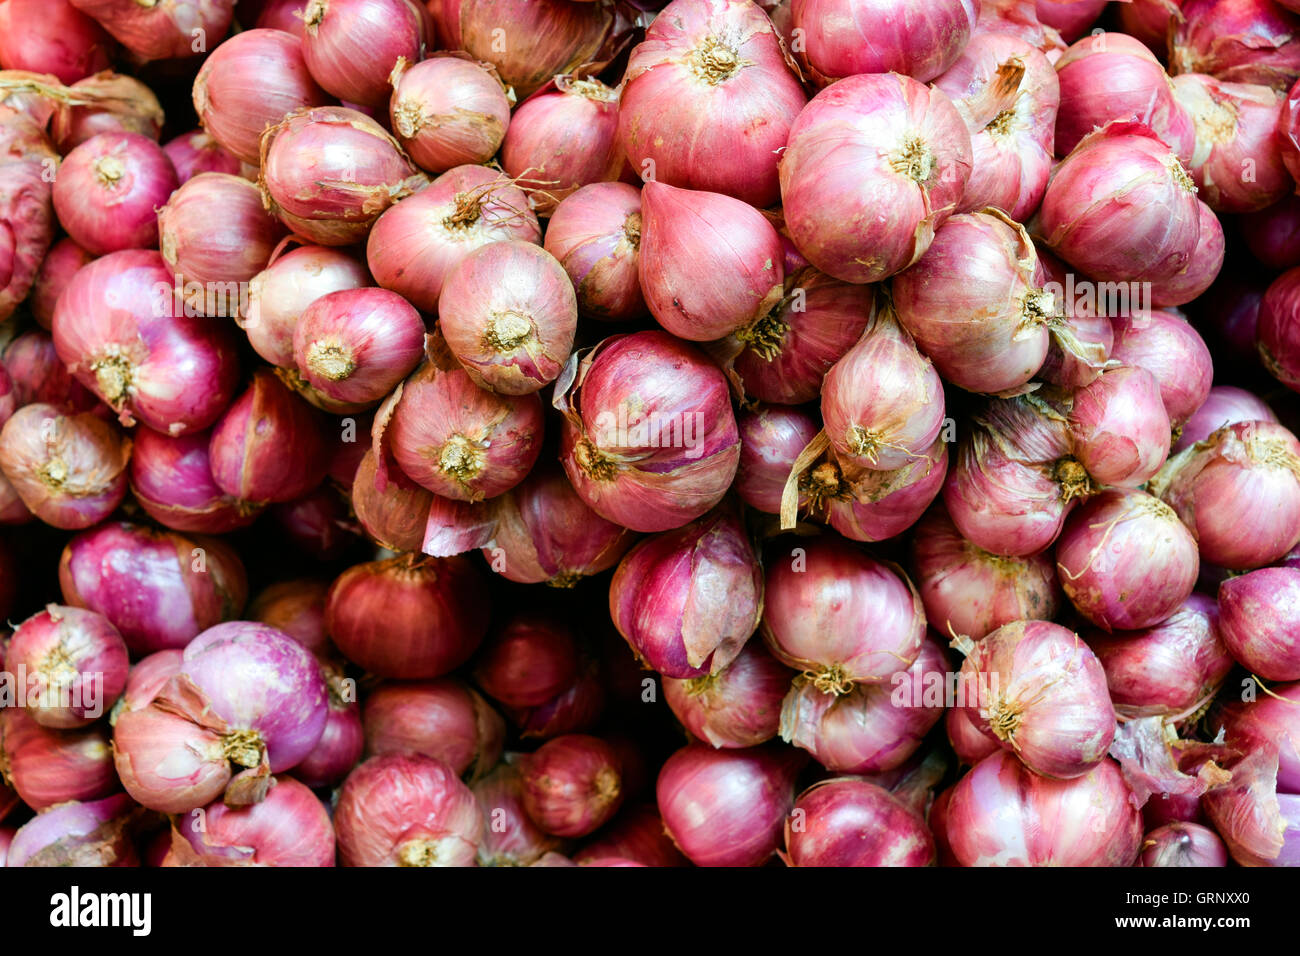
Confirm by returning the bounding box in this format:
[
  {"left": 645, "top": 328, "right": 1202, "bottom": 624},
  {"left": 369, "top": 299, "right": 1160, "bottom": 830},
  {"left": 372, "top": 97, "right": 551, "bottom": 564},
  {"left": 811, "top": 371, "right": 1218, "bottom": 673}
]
[
  {"left": 50, "top": 71, "right": 165, "bottom": 153},
  {"left": 783, "top": 778, "right": 936, "bottom": 867},
  {"left": 1171, "top": 0, "right": 1300, "bottom": 91},
  {"left": 1174, "top": 386, "right": 1276, "bottom": 454},
  {"left": 174, "top": 776, "right": 337, "bottom": 866},
  {"left": 735, "top": 404, "right": 820, "bottom": 515},
  {"left": 1211, "top": 682, "right": 1300, "bottom": 795},
  {"left": 0, "top": 110, "right": 58, "bottom": 323}
]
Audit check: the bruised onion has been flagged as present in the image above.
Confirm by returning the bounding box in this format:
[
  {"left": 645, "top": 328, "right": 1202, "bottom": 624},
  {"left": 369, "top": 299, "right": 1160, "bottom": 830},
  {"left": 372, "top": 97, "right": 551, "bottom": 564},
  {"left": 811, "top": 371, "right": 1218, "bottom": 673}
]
[
  {"left": 50, "top": 71, "right": 164, "bottom": 153},
  {"left": 300, "top": 0, "right": 425, "bottom": 107},
  {"left": 0, "top": 707, "right": 116, "bottom": 810},
  {"left": 29, "top": 239, "right": 94, "bottom": 330},
  {"left": 784, "top": 777, "right": 936, "bottom": 867},
  {"left": 663, "top": 641, "right": 790, "bottom": 749},
  {"left": 173, "top": 776, "right": 335, "bottom": 866},
  {"left": 163, "top": 129, "right": 242, "bottom": 183},
  {"left": 364, "top": 679, "right": 503, "bottom": 780},
  {"left": 0, "top": 0, "right": 113, "bottom": 85},
  {"left": 1171, "top": 0, "right": 1300, "bottom": 90},
  {"left": 389, "top": 55, "right": 512, "bottom": 173},
  {"left": 544, "top": 182, "right": 646, "bottom": 323},
  {"left": 1067, "top": 365, "right": 1171, "bottom": 487},
  {"left": 130, "top": 425, "right": 260, "bottom": 534},
  {"left": 7, "top": 605, "right": 127, "bottom": 729},
  {"left": 293, "top": 288, "right": 424, "bottom": 406},
  {"left": 1218, "top": 568, "right": 1300, "bottom": 680},
  {"left": 519, "top": 734, "right": 623, "bottom": 838}
]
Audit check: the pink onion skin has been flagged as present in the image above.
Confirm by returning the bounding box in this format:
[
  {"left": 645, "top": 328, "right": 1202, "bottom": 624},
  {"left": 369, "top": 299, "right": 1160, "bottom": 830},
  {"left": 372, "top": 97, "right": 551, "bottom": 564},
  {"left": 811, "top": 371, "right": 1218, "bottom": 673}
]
[
  {"left": 163, "top": 129, "right": 243, "bottom": 183},
  {"left": 663, "top": 640, "right": 792, "bottom": 749},
  {"left": 500, "top": 75, "right": 622, "bottom": 215},
  {"left": 784, "top": 778, "right": 935, "bottom": 867},
  {"left": 390, "top": 56, "right": 511, "bottom": 174},
  {"left": 519, "top": 734, "right": 624, "bottom": 839},
  {"left": 49, "top": 71, "right": 165, "bottom": 153},
  {"left": 351, "top": 447, "right": 432, "bottom": 552},
  {"left": 290, "top": 691, "right": 363, "bottom": 790},
  {"left": 242, "top": 244, "right": 370, "bottom": 370},
  {"left": 193, "top": 29, "right": 332, "bottom": 166},
  {"left": 366, "top": 165, "right": 541, "bottom": 314},
  {"left": 1140, "top": 822, "right": 1229, "bottom": 867},
  {"left": 1154, "top": 420, "right": 1300, "bottom": 570},
  {"left": 505, "top": 661, "right": 607, "bottom": 741},
  {"left": 1258, "top": 266, "right": 1300, "bottom": 391},
  {"left": 618, "top": 0, "right": 805, "bottom": 207},
  {"left": 1035, "top": 0, "right": 1107, "bottom": 41},
  {"left": 293, "top": 288, "right": 425, "bottom": 406},
  {"left": 555, "top": 330, "right": 740, "bottom": 533},
  {"left": 1109, "top": 312, "right": 1213, "bottom": 428},
  {"left": 175, "top": 777, "right": 335, "bottom": 866},
  {"left": 247, "top": 579, "right": 330, "bottom": 657},
  {"left": 1175, "top": 386, "right": 1277, "bottom": 453},
  {"left": 7, "top": 605, "right": 128, "bottom": 729},
  {"left": 473, "top": 613, "right": 579, "bottom": 710},
  {"left": 1068, "top": 365, "right": 1171, "bottom": 488},
  {"left": 364, "top": 679, "right": 503, "bottom": 780},
  {"left": 947, "top": 751, "right": 1142, "bottom": 866},
  {"left": 472, "top": 759, "right": 566, "bottom": 866},
  {"left": 1203, "top": 748, "right": 1300, "bottom": 866},
  {"left": 1055, "top": 33, "right": 1194, "bottom": 164},
  {"left": 544, "top": 183, "right": 645, "bottom": 323},
  {"left": 576, "top": 803, "right": 690, "bottom": 867},
  {"left": 947, "top": 705, "right": 1000, "bottom": 766},
  {"left": 929, "top": 785, "right": 958, "bottom": 866},
  {"left": 7, "top": 795, "right": 138, "bottom": 868},
  {"left": 53, "top": 249, "right": 242, "bottom": 434},
  {"left": 656, "top": 743, "right": 805, "bottom": 867},
  {"left": 1171, "top": 0, "right": 1300, "bottom": 91},
  {"left": 0, "top": 0, "right": 114, "bottom": 84},
  {"left": 761, "top": 534, "right": 926, "bottom": 689},
  {"left": 779, "top": 634, "right": 948, "bottom": 775},
  {"left": 53, "top": 132, "right": 178, "bottom": 257},
  {"left": 29, "top": 239, "right": 95, "bottom": 331},
  {"left": 791, "top": 0, "right": 977, "bottom": 84},
  {"left": 1218, "top": 568, "right": 1300, "bottom": 680},
  {"left": 0, "top": 107, "right": 55, "bottom": 325},
  {"left": 957, "top": 620, "right": 1116, "bottom": 779},
  {"left": 0, "top": 403, "right": 130, "bottom": 529},
  {"left": 1088, "top": 594, "right": 1233, "bottom": 720},
  {"left": 1280, "top": 80, "right": 1300, "bottom": 191},
  {"left": 2, "top": 330, "right": 100, "bottom": 415},
  {"left": 1152, "top": 201, "right": 1224, "bottom": 309},
  {"left": 736, "top": 404, "right": 820, "bottom": 515},
  {"left": 256, "top": 0, "right": 308, "bottom": 35},
  {"left": 208, "top": 370, "right": 330, "bottom": 505},
  {"left": 335, "top": 753, "right": 483, "bottom": 867},
  {"left": 731, "top": 271, "right": 874, "bottom": 406},
  {"left": 130, "top": 426, "right": 261, "bottom": 535},
  {"left": 826, "top": 438, "right": 948, "bottom": 544},
  {"left": 0, "top": 707, "right": 117, "bottom": 811},
  {"left": 259, "top": 106, "right": 427, "bottom": 246},
  {"left": 638, "top": 181, "right": 784, "bottom": 342},
  {"left": 326, "top": 554, "right": 489, "bottom": 679},
  {"left": 1056, "top": 489, "right": 1199, "bottom": 632},
  {"left": 300, "top": 0, "right": 424, "bottom": 107},
  {"left": 780, "top": 73, "right": 972, "bottom": 284},
  {"left": 1040, "top": 122, "right": 1201, "bottom": 284},
  {"left": 439, "top": 241, "right": 577, "bottom": 395},
  {"left": 115, "top": 649, "right": 184, "bottom": 717},
  {"left": 59, "top": 522, "right": 249, "bottom": 656},
  {"left": 1243, "top": 196, "right": 1300, "bottom": 270},
  {"left": 1213, "top": 683, "right": 1300, "bottom": 794},
  {"left": 911, "top": 506, "right": 1061, "bottom": 641},
  {"left": 67, "top": 0, "right": 234, "bottom": 60}
]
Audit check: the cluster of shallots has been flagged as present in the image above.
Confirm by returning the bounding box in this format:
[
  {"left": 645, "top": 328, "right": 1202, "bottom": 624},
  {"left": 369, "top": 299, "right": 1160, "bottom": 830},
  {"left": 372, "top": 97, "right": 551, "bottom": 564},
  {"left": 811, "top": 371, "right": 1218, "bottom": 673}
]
[{"left": 4, "top": 0, "right": 1300, "bottom": 871}]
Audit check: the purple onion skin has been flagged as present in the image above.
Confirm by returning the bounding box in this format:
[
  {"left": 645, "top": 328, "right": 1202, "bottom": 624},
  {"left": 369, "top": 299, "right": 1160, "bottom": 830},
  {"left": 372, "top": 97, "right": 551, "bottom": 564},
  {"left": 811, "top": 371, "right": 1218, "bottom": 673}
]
[
  {"left": 1218, "top": 568, "right": 1300, "bottom": 681},
  {"left": 1139, "top": 822, "right": 1229, "bottom": 867},
  {"left": 180, "top": 622, "right": 329, "bottom": 772},
  {"left": 291, "top": 698, "right": 364, "bottom": 789},
  {"left": 6, "top": 794, "right": 139, "bottom": 867},
  {"left": 662, "top": 641, "right": 793, "bottom": 749},
  {"left": 130, "top": 425, "right": 262, "bottom": 534},
  {"left": 735, "top": 404, "right": 820, "bottom": 515},
  {"left": 784, "top": 778, "right": 935, "bottom": 867}
]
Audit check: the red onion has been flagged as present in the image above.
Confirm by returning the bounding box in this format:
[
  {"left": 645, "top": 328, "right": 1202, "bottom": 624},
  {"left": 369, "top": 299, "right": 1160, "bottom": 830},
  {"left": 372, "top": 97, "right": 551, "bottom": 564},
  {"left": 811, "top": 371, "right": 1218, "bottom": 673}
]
[
  {"left": 193, "top": 28, "right": 331, "bottom": 165},
  {"left": 7, "top": 605, "right": 128, "bottom": 729},
  {"left": 256, "top": 0, "right": 309, "bottom": 35},
  {"left": 780, "top": 73, "right": 972, "bottom": 283},
  {"left": 53, "top": 249, "right": 241, "bottom": 433},
  {"left": 1153, "top": 420, "right": 1300, "bottom": 569},
  {"left": 663, "top": 640, "right": 791, "bottom": 749},
  {"left": 1140, "top": 822, "right": 1229, "bottom": 867},
  {"left": 1213, "top": 682, "right": 1300, "bottom": 793},
  {"left": 619, "top": 0, "right": 805, "bottom": 207},
  {"left": 824, "top": 437, "right": 948, "bottom": 544},
  {"left": 555, "top": 330, "right": 739, "bottom": 533},
  {"left": 472, "top": 759, "right": 565, "bottom": 866},
  {"left": 0, "top": 403, "right": 129, "bottom": 529},
  {"left": 390, "top": 55, "right": 512, "bottom": 174},
  {"left": 736, "top": 404, "right": 819, "bottom": 515},
  {"left": 291, "top": 677, "right": 363, "bottom": 790},
  {"left": 364, "top": 679, "right": 503, "bottom": 780},
  {"left": 259, "top": 106, "right": 427, "bottom": 245},
  {"left": 1218, "top": 568, "right": 1300, "bottom": 679},
  {"left": 948, "top": 705, "right": 1000, "bottom": 766},
  {"left": 1109, "top": 311, "right": 1213, "bottom": 428},
  {"left": 1117, "top": 0, "right": 1184, "bottom": 48},
  {"left": 1067, "top": 365, "right": 1171, "bottom": 487},
  {"left": 367, "top": 165, "right": 541, "bottom": 314},
  {"left": 472, "top": 613, "right": 579, "bottom": 710},
  {"left": 269, "top": 485, "right": 359, "bottom": 560},
  {"left": 113, "top": 649, "right": 183, "bottom": 719},
  {"left": 1171, "top": 0, "right": 1300, "bottom": 91},
  {"left": 0, "top": 107, "right": 55, "bottom": 324},
  {"left": 1176, "top": 386, "right": 1277, "bottom": 453},
  {"left": 656, "top": 742, "right": 804, "bottom": 867},
  {"left": 130, "top": 426, "right": 261, "bottom": 534},
  {"left": 1257, "top": 266, "right": 1300, "bottom": 390},
  {"left": 0, "top": 707, "right": 116, "bottom": 810},
  {"left": 543, "top": 182, "right": 646, "bottom": 323},
  {"left": 0, "top": 0, "right": 113, "bottom": 84},
  {"left": 247, "top": 579, "right": 330, "bottom": 656},
  {"left": 519, "top": 734, "right": 623, "bottom": 838},
  {"left": 1056, "top": 488, "right": 1199, "bottom": 631},
  {"left": 947, "top": 751, "right": 1142, "bottom": 865},
  {"left": 1245, "top": 197, "right": 1300, "bottom": 270},
  {"left": 163, "top": 129, "right": 241, "bottom": 183},
  {"left": 780, "top": 633, "right": 948, "bottom": 774},
  {"left": 791, "top": 0, "right": 977, "bottom": 84},
  {"left": 1040, "top": 122, "right": 1201, "bottom": 284},
  {"left": 60, "top": 522, "right": 249, "bottom": 655},
  {"left": 158, "top": 173, "right": 285, "bottom": 301},
  {"left": 2, "top": 330, "right": 100, "bottom": 413},
  {"left": 208, "top": 370, "right": 329, "bottom": 504},
  {"left": 335, "top": 753, "right": 483, "bottom": 866},
  {"left": 1152, "top": 201, "right": 1224, "bottom": 308},
  {"left": 173, "top": 777, "right": 335, "bottom": 866},
  {"left": 6, "top": 794, "right": 138, "bottom": 868},
  {"left": 29, "top": 239, "right": 94, "bottom": 331},
  {"left": 52, "top": 132, "right": 177, "bottom": 256},
  {"left": 351, "top": 447, "right": 433, "bottom": 552},
  {"left": 784, "top": 777, "right": 935, "bottom": 867},
  {"left": 67, "top": 0, "right": 234, "bottom": 60},
  {"left": 955, "top": 620, "right": 1115, "bottom": 779},
  {"left": 0, "top": 826, "right": 10, "bottom": 865},
  {"left": 300, "top": 0, "right": 424, "bottom": 107},
  {"left": 505, "top": 659, "right": 606, "bottom": 740},
  {"left": 911, "top": 505, "right": 1060, "bottom": 640},
  {"left": 1055, "top": 33, "right": 1194, "bottom": 163},
  {"left": 821, "top": 302, "right": 944, "bottom": 472},
  {"left": 1088, "top": 594, "right": 1232, "bottom": 720},
  {"left": 762, "top": 534, "right": 925, "bottom": 693},
  {"left": 50, "top": 71, "right": 164, "bottom": 152},
  {"left": 326, "top": 554, "right": 489, "bottom": 678},
  {"left": 576, "top": 803, "right": 690, "bottom": 867},
  {"left": 1202, "top": 746, "right": 1299, "bottom": 865}
]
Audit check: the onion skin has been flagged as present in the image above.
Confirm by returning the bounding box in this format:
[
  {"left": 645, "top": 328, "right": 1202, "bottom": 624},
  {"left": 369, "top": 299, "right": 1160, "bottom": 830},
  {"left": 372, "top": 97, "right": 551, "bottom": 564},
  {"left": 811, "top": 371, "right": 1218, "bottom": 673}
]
[
  {"left": 3, "top": 330, "right": 100, "bottom": 414},
  {"left": 618, "top": 0, "right": 806, "bottom": 207},
  {"left": 576, "top": 803, "right": 690, "bottom": 867},
  {"left": 1175, "top": 386, "right": 1277, "bottom": 453},
  {"left": 656, "top": 743, "right": 805, "bottom": 867},
  {"left": 1152, "top": 201, "right": 1224, "bottom": 309},
  {"left": 300, "top": 0, "right": 425, "bottom": 107},
  {"left": 0, "top": 107, "right": 56, "bottom": 324},
  {"left": 0, "top": 403, "right": 130, "bottom": 529},
  {"left": 0, "top": 707, "right": 117, "bottom": 811},
  {"left": 163, "top": 129, "right": 242, "bottom": 183},
  {"left": 947, "top": 751, "right": 1143, "bottom": 866},
  {"left": 193, "top": 29, "right": 332, "bottom": 166},
  {"left": 287, "top": 685, "right": 363, "bottom": 791},
  {"left": 947, "top": 704, "right": 1000, "bottom": 766},
  {"left": 784, "top": 778, "right": 935, "bottom": 867},
  {"left": 351, "top": 447, "right": 433, "bottom": 553},
  {"left": 1109, "top": 312, "right": 1213, "bottom": 428},
  {"left": 736, "top": 404, "right": 820, "bottom": 515},
  {"left": 505, "top": 660, "right": 606, "bottom": 741},
  {"left": 1068, "top": 365, "right": 1171, "bottom": 488},
  {"left": 7, "top": 605, "right": 128, "bottom": 729},
  {"left": 326, "top": 554, "right": 489, "bottom": 679},
  {"left": 544, "top": 183, "right": 646, "bottom": 323},
  {"left": 825, "top": 436, "right": 947, "bottom": 544},
  {"left": 269, "top": 486, "right": 359, "bottom": 560},
  {"left": 0, "top": 0, "right": 114, "bottom": 84},
  {"left": 29, "top": 239, "right": 95, "bottom": 331},
  {"left": 1171, "top": 0, "right": 1300, "bottom": 91},
  {"left": 1140, "top": 822, "right": 1229, "bottom": 867},
  {"left": 335, "top": 753, "right": 484, "bottom": 867},
  {"left": 663, "top": 638, "right": 791, "bottom": 749},
  {"left": 473, "top": 613, "right": 579, "bottom": 710},
  {"left": 1258, "top": 266, "right": 1300, "bottom": 391},
  {"left": 67, "top": 0, "right": 235, "bottom": 61},
  {"left": 247, "top": 579, "right": 330, "bottom": 657},
  {"left": 174, "top": 777, "right": 335, "bottom": 866},
  {"left": 780, "top": 73, "right": 972, "bottom": 284},
  {"left": 130, "top": 426, "right": 261, "bottom": 535},
  {"left": 115, "top": 649, "right": 184, "bottom": 718},
  {"left": 1243, "top": 196, "right": 1300, "bottom": 270},
  {"left": 472, "top": 759, "right": 565, "bottom": 866},
  {"left": 519, "top": 734, "right": 624, "bottom": 839},
  {"left": 50, "top": 71, "right": 165, "bottom": 153},
  {"left": 1218, "top": 568, "right": 1300, "bottom": 680},
  {"left": 59, "top": 522, "right": 249, "bottom": 656},
  {"left": 389, "top": 55, "right": 512, "bottom": 174},
  {"left": 364, "top": 679, "right": 503, "bottom": 781},
  {"left": 1212, "top": 682, "right": 1300, "bottom": 794},
  {"left": 7, "top": 794, "right": 138, "bottom": 868}
]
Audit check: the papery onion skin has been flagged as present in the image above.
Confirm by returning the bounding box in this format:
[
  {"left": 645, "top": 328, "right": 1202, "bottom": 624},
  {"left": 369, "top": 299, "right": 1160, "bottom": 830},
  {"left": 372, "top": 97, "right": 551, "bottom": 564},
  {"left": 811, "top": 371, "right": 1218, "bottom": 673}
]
[
  {"left": 29, "top": 239, "right": 95, "bottom": 331},
  {"left": 1212, "top": 682, "right": 1300, "bottom": 794},
  {"left": 175, "top": 776, "right": 335, "bottom": 866},
  {"left": 472, "top": 759, "right": 565, "bottom": 866},
  {"left": 947, "top": 751, "right": 1142, "bottom": 866},
  {"left": 335, "top": 753, "right": 484, "bottom": 867},
  {"left": 505, "top": 660, "right": 606, "bottom": 741},
  {"left": 1110, "top": 311, "right": 1213, "bottom": 427},
  {"left": 1068, "top": 365, "right": 1171, "bottom": 488},
  {"left": 7, "top": 604, "right": 128, "bottom": 729},
  {"left": 1035, "top": 0, "right": 1108, "bottom": 42},
  {"left": 0, "top": 707, "right": 117, "bottom": 811},
  {"left": 656, "top": 742, "right": 804, "bottom": 867},
  {"left": 1140, "top": 822, "right": 1229, "bottom": 867},
  {"left": 2, "top": 330, "right": 100, "bottom": 414},
  {"left": 163, "top": 129, "right": 243, "bottom": 183},
  {"left": 780, "top": 72, "right": 972, "bottom": 284},
  {"left": 663, "top": 640, "right": 791, "bottom": 749},
  {"left": 0, "top": 106, "right": 56, "bottom": 324},
  {"left": 784, "top": 777, "right": 936, "bottom": 867},
  {"left": 389, "top": 55, "right": 512, "bottom": 174},
  {"left": 364, "top": 679, "right": 503, "bottom": 781},
  {"left": 67, "top": 0, "right": 234, "bottom": 61},
  {"left": 130, "top": 426, "right": 261, "bottom": 535},
  {"left": 1171, "top": 0, "right": 1300, "bottom": 91},
  {"left": 1175, "top": 386, "right": 1276, "bottom": 453},
  {"left": 351, "top": 447, "right": 432, "bottom": 553},
  {"left": 1153, "top": 201, "right": 1224, "bottom": 309},
  {"left": 247, "top": 579, "right": 330, "bottom": 657},
  {"left": 544, "top": 183, "right": 645, "bottom": 323},
  {"left": 0, "top": 0, "right": 114, "bottom": 84},
  {"left": 115, "top": 649, "right": 184, "bottom": 719},
  {"left": 50, "top": 71, "right": 165, "bottom": 153},
  {"left": 300, "top": 0, "right": 425, "bottom": 108},
  {"left": 826, "top": 435, "right": 948, "bottom": 545},
  {"left": 736, "top": 404, "right": 820, "bottom": 515},
  {"left": 1218, "top": 568, "right": 1300, "bottom": 680},
  {"left": 519, "top": 734, "right": 624, "bottom": 838},
  {"left": 6, "top": 794, "right": 138, "bottom": 868}
]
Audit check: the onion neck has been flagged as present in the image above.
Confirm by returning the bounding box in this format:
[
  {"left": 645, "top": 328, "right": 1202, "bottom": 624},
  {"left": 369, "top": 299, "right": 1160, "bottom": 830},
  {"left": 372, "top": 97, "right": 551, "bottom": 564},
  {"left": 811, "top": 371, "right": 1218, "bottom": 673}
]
[
  {"left": 566, "top": 78, "right": 617, "bottom": 102},
  {"left": 890, "top": 135, "right": 935, "bottom": 184},
  {"left": 593, "top": 767, "right": 621, "bottom": 806},
  {"left": 484, "top": 311, "right": 533, "bottom": 352},
  {"left": 39, "top": 644, "right": 79, "bottom": 691},
  {"left": 987, "top": 697, "right": 1021, "bottom": 743},
  {"left": 810, "top": 663, "right": 853, "bottom": 697},
  {"left": 1020, "top": 288, "right": 1055, "bottom": 330},
  {"left": 547, "top": 570, "right": 583, "bottom": 589},
  {"left": 392, "top": 99, "right": 425, "bottom": 139},
  {"left": 1053, "top": 457, "right": 1095, "bottom": 502},
  {"left": 398, "top": 837, "right": 455, "bottom": 867},
  {"left": 91, "top": 353, "right": 134, "bottom": 406},
  {"left": 93, "top": 155, "right": 125, "bottom": 189},
  {"left": 986, "top": 107, "right": 1017, "bottom": 137},
  {"left": 302, "top": 0, "right": 327, "bottom": 32},
  {"left": 438, "top": 434, "right": 486, "bottom": 485},
  {"left": 689, "top": 35, "right": 742, "bottom": 85},
  {"left": 1167, "top": 155, "right": 1196, "bottom": 193},
  {"left": 623, "top": 212, "right": 642, "bottom": 249},
  {"left": 801, "top": 460, "right": 845, "bottom": 510},
  {"left": 574, "top": 438, "right": 618, "bottom": 482},
  {"left": 37, "top": 457, "right": 68, "bottom": 489},
  {"left": 221, "top": 729, "right": 266, "bottom": 769},
  {"left": 306, "top": 340, "right": 357, "bottom": 381},
  {"left": 736, "top": 306, "right": 789, "bottom": 361}
]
